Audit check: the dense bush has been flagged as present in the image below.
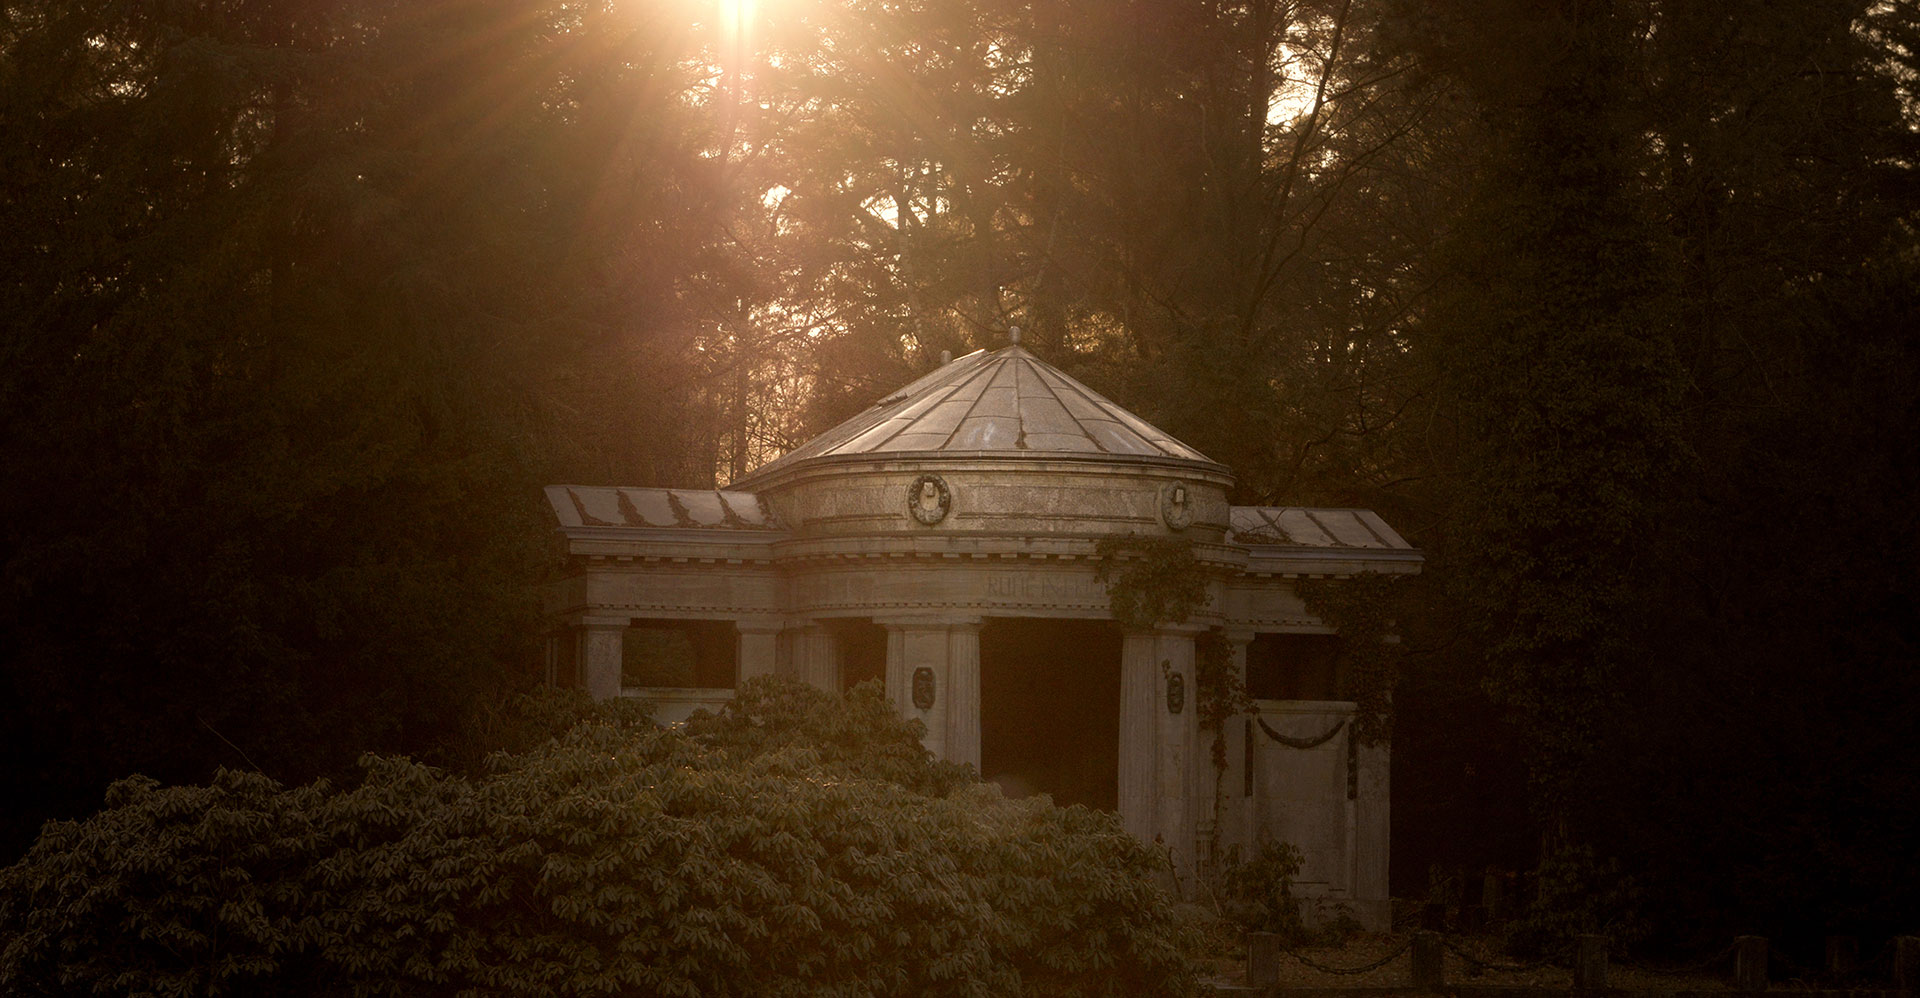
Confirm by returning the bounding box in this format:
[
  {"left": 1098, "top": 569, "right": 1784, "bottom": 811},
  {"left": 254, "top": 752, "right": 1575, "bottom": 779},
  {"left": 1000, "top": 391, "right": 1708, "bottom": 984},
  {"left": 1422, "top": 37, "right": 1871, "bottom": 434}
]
[{"left": 0, "top": 681, "right": 1196, "bottom": 997}]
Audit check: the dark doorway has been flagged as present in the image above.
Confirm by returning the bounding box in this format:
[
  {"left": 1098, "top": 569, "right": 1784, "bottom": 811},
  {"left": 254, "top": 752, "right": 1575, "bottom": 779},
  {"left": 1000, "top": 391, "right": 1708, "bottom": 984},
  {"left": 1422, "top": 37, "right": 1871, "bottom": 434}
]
[
  {"left": 980, "top": 618, "right": 1121, "bottom": 811},
  {"left": 829, "top": 618, "right": 887, "bottom": 693}
]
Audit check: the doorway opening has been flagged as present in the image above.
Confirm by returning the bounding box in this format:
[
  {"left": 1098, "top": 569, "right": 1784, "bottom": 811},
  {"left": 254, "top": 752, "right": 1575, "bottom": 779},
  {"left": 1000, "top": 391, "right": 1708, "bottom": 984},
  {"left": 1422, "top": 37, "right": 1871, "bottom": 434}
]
[
  {"left": 828, "top": 618, "right": 887, "bottom": 693},
  {"left": 980, "top": 617, "right": 1121, "bottom": 811}
]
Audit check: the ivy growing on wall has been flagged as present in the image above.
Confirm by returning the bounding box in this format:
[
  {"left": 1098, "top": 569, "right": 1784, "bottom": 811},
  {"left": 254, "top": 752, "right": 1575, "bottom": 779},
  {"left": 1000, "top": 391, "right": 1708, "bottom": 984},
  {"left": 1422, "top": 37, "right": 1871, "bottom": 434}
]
[
  {"left": 1094, "top": 535, "right": 1250, "bottom": 770},
  {"left": 1194, "top": 630, "right": 1252, "bottom": 770},
  {"left": 1091, "top": 534, "right": 1210, "bottom": 631},
  {"left": 1295, "top": 572, "right": 1406, "bottom": 746}
]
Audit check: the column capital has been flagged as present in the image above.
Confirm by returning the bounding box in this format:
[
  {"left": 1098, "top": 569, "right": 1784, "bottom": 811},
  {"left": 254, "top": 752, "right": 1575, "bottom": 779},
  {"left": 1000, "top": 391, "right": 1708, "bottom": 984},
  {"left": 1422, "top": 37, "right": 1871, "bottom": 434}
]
[
  {"left": 573, "top": 614, "right": 629, "bottom": 631},
  {"left": 733, "top": 615, "right": 785, "bottom": 635},
  {"left": 1222, "top": 627, "right": 1258, "bottom": 646},
  {"left": 1122, "top": 621, "right": 1211, "bottom": 637}
]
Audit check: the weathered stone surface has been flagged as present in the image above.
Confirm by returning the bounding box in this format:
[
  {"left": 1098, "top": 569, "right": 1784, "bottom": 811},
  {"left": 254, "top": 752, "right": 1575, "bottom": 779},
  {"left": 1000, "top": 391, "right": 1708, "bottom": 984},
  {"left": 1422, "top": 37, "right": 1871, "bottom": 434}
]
[{"left": 542, "top": 343, "right": 1419, "bottom": 925}]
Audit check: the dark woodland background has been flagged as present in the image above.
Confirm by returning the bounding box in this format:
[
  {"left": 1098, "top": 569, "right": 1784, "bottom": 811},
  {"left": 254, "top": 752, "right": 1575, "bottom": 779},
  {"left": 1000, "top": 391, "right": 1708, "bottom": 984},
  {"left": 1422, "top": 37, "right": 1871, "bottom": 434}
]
[{"left": 3, "top": 0, "right": 1917, "bottom": 949}]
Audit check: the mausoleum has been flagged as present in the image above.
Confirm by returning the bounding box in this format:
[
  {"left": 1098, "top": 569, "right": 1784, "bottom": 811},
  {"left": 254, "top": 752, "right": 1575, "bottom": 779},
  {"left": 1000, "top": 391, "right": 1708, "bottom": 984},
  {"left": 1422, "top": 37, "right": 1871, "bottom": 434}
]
[{"left": 543, "top": 340, "right": 1421, "bottom": 926}]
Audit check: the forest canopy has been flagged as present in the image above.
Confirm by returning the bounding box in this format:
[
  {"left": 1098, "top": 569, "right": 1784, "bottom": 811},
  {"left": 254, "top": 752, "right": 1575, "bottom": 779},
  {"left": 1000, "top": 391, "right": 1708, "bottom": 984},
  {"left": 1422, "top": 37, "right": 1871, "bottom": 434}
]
[{"left": 3, "top": 0, "right": 1918, "bottom": 945}]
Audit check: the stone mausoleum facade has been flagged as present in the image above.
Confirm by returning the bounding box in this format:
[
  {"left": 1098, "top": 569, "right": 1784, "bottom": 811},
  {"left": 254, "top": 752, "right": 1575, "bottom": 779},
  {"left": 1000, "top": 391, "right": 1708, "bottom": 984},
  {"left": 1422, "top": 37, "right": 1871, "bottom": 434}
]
[{"left": 544, "top": 342, "right": 1421, "bottom": 927}]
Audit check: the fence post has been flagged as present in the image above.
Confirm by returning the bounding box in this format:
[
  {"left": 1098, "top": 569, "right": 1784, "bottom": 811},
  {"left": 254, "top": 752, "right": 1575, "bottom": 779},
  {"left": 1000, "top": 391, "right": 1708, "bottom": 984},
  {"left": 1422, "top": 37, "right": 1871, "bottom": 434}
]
[
  {"left": 1412, "top": 930, "right": 1444, "bottom": 991},
  {"left": 1735, "top": 935, "right": 1768, "bottom": 991},
  {"left": 1248, "top": 932, "right": 1280, "bottom": 989},
  {"left": 1825, "top": 936, "right": 1857, "bottom": 981},
  {"left": 1893, "top": 936, "right": 1920, "bottom": 992},
  {"left": 1575, "top": 934, "right": 1610, "bottom": 989}
]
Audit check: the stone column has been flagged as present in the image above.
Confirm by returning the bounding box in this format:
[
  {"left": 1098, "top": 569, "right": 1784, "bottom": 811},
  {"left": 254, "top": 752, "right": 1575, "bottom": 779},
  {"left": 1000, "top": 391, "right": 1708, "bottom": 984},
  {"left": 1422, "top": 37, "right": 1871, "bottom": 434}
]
[
  {"left": 735, "top": 617, "right": 782, "bottom": 685},
  {"left": 790, "top": 624, "right": 839, "bottom": 692},
  {"left": 1118, "top": 631, "right": 1159, "bottom": 842},
  {"left": 884, "top": 624, "right": 910, "bottom": 717},
  {"left": 1119, "top": 627, "right": 1201, "bottom": 883},
  {"left": 877, "top": 615, "right": 982, "bottom": 765},
  {"left": 1154, "top": 627, "right": 1200, "bottom": 884},
  {"left": 945, "top": 620, "right": 982, "bottom": 770},
  {"left": 574, "top": 615, "right": 627, "bottom": 701}
]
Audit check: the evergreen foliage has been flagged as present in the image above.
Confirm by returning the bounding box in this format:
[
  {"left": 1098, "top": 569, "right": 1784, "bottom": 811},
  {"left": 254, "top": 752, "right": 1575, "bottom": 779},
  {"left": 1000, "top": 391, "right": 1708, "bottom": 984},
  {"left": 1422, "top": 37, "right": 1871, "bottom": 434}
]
[
  {"left": 0, "top": 681, "right": 1198, "bottom": 997},
  {"left": 5, "top": 0, "right": 1919, "bottom": 948}
]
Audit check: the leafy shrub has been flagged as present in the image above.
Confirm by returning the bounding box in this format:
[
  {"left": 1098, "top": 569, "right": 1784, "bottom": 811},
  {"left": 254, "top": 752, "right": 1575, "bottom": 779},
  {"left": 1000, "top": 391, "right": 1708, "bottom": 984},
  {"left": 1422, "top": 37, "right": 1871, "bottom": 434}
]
[
  {"left": 0, "top": 680, "right": 1198, "bottom": 997},
  {"left": 1503, "top": 843, "right": 1649, "bottom": 959},
  {"left": 1216, "top": 840, "right": 1309, "bottom": 942},
  {"left": 1213, "top": 840, "right": 1356, "bottom": 947},
  {"left": 680, "top": 676, "right": 976, "bottom": 797}
]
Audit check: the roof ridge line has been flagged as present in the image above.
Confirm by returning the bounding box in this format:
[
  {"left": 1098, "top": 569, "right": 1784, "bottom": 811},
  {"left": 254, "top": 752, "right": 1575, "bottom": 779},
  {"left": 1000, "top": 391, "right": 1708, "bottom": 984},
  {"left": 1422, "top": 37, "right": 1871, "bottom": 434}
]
[
  {"left": 850, "top": 370, "right": 982, "bottom": 456},
  {"left": 1030, "top": 352, "right": 1111, "bottom": 454},
  {"left": 934, "top": 354, "right": 1008, "bottom": 451}
]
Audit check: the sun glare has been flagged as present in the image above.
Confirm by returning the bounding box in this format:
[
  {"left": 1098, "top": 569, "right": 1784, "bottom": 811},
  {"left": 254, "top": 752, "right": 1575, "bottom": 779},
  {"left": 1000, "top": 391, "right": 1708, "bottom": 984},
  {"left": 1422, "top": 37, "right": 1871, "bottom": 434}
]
[{"left": 719, "top": 0, "right": 756, "bottom": 56}]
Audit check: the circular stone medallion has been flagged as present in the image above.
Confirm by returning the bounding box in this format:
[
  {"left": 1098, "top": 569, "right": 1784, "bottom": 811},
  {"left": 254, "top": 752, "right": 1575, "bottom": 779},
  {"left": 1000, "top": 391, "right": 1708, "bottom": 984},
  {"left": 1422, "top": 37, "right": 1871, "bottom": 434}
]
[
  {"left": 907, "top": 474, "right": 952, "bottom": 525},
  {"left": 1160, "top": 481, "right": 1195, "bottom": 531}
]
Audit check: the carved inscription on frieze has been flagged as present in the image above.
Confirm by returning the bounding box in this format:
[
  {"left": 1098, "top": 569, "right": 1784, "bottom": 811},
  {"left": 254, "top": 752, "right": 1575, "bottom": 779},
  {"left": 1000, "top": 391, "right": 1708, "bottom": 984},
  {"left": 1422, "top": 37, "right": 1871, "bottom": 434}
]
[{"left": 982, "top": 571, "right": 1107, "bottom": 604}]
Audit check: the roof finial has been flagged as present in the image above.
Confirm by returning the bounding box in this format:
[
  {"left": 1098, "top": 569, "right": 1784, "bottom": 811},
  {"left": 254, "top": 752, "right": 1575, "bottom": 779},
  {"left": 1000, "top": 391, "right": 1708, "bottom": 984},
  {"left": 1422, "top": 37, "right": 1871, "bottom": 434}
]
[
  {"left": 1008, "top": 325, "right": 1022, "bottom": 345},
  {"left": 940, "top": 349, "right": 952, "bottom": 365}
]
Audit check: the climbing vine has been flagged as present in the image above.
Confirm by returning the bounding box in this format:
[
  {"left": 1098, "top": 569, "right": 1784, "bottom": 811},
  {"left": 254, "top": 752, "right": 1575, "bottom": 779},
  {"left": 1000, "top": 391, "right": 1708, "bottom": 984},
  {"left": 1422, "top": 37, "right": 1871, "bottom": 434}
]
[
  {"left": 1094, "top": 536, "right": 1250, "bottom": 762},
  {"left": 1295, "top": 572, "right": 1406, "bottom": 746},
  {"left": 1092, "top": 534, "right": 1209, "bottom": 631},
  {"left": 1194, "top": 629, "right": 1251, "bottom": 769}
]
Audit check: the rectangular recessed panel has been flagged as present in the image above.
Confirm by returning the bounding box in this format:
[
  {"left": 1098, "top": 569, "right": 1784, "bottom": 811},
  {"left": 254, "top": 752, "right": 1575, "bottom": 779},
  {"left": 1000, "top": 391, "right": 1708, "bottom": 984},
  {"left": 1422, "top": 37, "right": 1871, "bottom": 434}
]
[
  {"left": 950, "top": 416, "right": 1020, "bottom": 449},
  {"left": 674, "top": 490, "right": 727, "bottom": 526},
  {"left": 1276, "top": 509, "right": 1335, "bottom": 546},
  {"left": 1021, "top": 431, "right": 1100, "bottom": 452}
]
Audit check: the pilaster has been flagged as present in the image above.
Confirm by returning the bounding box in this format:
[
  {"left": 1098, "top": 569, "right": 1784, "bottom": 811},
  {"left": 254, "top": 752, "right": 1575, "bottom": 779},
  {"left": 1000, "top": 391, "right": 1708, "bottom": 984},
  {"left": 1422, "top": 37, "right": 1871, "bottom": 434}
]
[
  {"left": 1119, "top": 631, "right": 1159, "bottom": 841},
  {"left": 1154, "top": 627, "right": 1200, "bottom": 885},
  {"left": 735, "top": 616, "right": 783, "bottom": 684},
  {"left": 789, "top": 624, "right": 839, "bottom": 691},
  {"left": 877, "top": 614, "right": 982, "bottom": 766},
  {"left": 945, "top": 620, "right": 982, "bottom": 770},
  {"left": 1119, "top": 624, "right": 1202, "bottom": 885},
  {"left": 574, "top": 615, "right": 628, "bottom": 701}
]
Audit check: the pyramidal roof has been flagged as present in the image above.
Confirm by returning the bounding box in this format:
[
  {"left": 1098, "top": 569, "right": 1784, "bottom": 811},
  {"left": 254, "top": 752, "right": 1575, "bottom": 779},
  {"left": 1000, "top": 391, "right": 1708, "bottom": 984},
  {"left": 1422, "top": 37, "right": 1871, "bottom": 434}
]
[{"left": 735, "top": 345, "right": 1220, "bottom": 487}]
